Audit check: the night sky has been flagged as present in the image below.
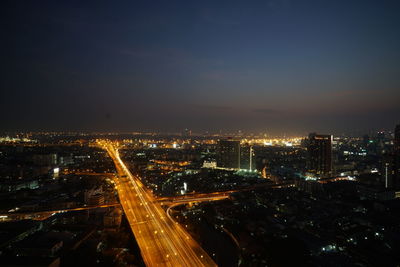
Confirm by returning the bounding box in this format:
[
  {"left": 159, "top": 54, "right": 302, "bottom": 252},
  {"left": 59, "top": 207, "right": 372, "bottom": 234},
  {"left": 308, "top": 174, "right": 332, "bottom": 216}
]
[{"left": 1, "top": 1, "right": 400, "bottom": 135}]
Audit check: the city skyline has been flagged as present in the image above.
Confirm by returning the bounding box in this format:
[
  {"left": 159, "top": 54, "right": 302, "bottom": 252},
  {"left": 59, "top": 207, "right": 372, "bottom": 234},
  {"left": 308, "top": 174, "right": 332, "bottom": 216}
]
[
  {"left": 2, "top": 1, "right": 400, "bottom": 266},
  {"left": 2, "top": 1, "right": 400, "bottom": 134}
]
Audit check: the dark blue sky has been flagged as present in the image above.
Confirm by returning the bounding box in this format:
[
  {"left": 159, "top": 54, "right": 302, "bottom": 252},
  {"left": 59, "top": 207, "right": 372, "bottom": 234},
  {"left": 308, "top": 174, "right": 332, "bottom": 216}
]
[{"left": 1, "top": 0, "right": 399, "bottom": 135}]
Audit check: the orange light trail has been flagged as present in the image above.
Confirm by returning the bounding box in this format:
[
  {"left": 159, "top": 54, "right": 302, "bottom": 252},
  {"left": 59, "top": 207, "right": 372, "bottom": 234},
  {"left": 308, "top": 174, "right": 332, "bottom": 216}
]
[{"left": 99, "top": 140, "right": 216, "bottom": 267}]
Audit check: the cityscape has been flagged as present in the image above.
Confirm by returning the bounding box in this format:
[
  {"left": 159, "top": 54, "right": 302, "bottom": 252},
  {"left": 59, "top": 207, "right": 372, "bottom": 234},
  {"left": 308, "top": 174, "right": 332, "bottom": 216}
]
[{"left": 2, "top": 1, "right": 400, "bottom": 267}]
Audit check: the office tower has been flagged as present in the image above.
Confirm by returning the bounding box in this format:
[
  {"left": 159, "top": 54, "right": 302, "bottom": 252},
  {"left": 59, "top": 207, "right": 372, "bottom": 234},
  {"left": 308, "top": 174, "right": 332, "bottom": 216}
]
[
  {"left": 307, "top": 133, "right": 333, "bottom": 177},
  {"left": 217, "top": 139, "right": 240, "bottom": 169},
  {"left": 240, "top": 144, "right": 255, "bottom": 170}
]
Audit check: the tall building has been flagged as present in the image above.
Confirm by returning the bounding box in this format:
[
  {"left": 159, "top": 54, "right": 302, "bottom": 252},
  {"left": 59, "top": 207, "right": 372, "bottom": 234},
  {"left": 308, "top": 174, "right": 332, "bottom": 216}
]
[
  {"left": 182, "top": 128, "right": 192, "bottom": 137},
  {"left": 395, "top": 124, "right": 400, "bottom": 151},
  {"left": 362, "top": 134, "right": 370, "bottom": 149},
  {"left": 306, "top": 133, "right": 332, "bottom": 177},
  {"left": 217, "top": 139, "right": 240, "bottom": 169},
  {"left": 382, "top": 154, "right": 395, "bottom": 189},
  {"left": 240, "top": 144, "right": 255, "bottom": 170},
  {"left": 394, "top": 124, "right": 400, "bottom": 189}
]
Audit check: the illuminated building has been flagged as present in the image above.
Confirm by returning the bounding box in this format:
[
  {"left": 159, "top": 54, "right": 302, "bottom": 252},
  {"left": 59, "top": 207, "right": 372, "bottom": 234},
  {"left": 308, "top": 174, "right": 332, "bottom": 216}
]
[
  {"left": 202, "top": 160, "right": 217, "bottom": 168},
  {"left": 0, "top": 179, "right": 39, "bottom": 192},
  {"left": 217, "top": 139, "right": 240, "bottom": 169},
  {"left": 306, "top": 133, "right": 332, "bottom": 178},
  {"left": 395, "top": 125, "right": 400, "bottom": 151},
  {"left": 53, "top": 167, "right": 60, "bottom": 179},
  {"left": 240, "top": 144, "right": 255, "bottom": 170},
  {"left": 382, "top": 154, "right": 394, "bottom": 189},
  {"left": 394, "top": 124, "right": 400, "bottom": 189}
]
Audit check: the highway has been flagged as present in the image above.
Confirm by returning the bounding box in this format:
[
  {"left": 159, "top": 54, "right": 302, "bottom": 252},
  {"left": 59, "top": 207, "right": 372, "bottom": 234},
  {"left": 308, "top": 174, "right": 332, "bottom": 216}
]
[
  {"left": 160, "top": 195, "right": 229, "bottom": 207},
  {"left": 157, "top": 182, "right": 294, "bottom": 203},
  {"left": 99, "top": 140, "right": 216, "bottom": 267},
  {"left": 157, "top": 192, "right": 231, "bottom": 203},
  {"left": 0, "top": 203, "right": 120, "bottom": 222}
]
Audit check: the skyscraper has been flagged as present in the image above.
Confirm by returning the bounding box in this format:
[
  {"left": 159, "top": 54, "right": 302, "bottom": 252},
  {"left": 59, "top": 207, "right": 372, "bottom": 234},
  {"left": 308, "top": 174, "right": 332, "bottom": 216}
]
[
  {"left": 382, "top": 154, "right": 394, "bottom": 189},
  {"left": 240, "top": 144, "right": 255, "bottom": 170},
  {"left": 217, "top": 139, "right": 240, "bottom": 169},
  {"left": 306, "top": 133, "right": 333, "bottom": 178},
  {"left": 395, "top": 124, "right": 400, "bottom": 151},
  {"left": 394, "top": 124, "right": 400, "bottom": 189}
]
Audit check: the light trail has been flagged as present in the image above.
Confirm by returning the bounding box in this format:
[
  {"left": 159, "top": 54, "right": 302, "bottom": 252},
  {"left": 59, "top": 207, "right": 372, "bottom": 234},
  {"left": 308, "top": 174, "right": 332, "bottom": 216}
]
[
  {"left": 99, "top": 140, "right": 216, "bottom": 267},
  {"left": 1, "top": 204, "right": 120, "bottom": 221}
]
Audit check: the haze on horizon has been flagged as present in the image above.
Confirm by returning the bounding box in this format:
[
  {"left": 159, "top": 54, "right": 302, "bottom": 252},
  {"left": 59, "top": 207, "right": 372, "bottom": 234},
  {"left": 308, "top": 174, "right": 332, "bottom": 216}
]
[{"left": 1, "top": 1, "right": 399, "bottom": 135}]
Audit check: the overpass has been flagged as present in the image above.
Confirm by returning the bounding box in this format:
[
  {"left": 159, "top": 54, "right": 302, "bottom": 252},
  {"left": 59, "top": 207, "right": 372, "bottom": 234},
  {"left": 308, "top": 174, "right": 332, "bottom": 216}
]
[{"left": 0, "top": 203, "right": 120, "bottom": 222}]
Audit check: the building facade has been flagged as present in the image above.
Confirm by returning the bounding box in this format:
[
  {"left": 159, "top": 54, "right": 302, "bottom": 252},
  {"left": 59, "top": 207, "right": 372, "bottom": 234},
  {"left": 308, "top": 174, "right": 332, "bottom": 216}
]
[
  {"left": 394, "top": 124, "right": 400, "bottom": 189},
  {"left": 240, "top": 144, "right": 255, "bottom": 170},
  {"left": 217, "top": 139, "right": 240, "bottom": 169},
  {"left": 306, "top": 133, "right": 333, "bottom": 178}
]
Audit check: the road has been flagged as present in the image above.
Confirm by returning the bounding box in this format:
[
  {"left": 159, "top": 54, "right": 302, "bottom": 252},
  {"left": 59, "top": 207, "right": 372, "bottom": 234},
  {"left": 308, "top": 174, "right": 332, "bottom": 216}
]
[
  {"left": 0, "top": 203, "right": 120, "bottom": 222},
  {"left": 99, "top": 140, "right": 216, "bottom": 267},
  {"left": 157, "top": 182, "right": 294, "bottom": 203},
  {"left": 160, "top": 195, "right": 229, "bottom": 207},
  {"left": 157, "top": 192, "right": 231, "bottom": 203}
]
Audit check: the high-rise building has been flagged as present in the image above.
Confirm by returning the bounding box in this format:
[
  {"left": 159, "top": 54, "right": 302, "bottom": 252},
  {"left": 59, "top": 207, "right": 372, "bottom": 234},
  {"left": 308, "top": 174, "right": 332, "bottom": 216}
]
[
  {"left": 217, "top": 139, "right": 240, "bottom": 169},
  {"left": 306, "top": 133, "right": 332, "bottom": 177},
  {"left": 395, "top": 124, "right": 400, "bottom": 151},
  {"left": 394, "top": 124, "right": 400, "bottom": 189},
  {"left": 182, "top": 128, "right": 192, "bottom": 137},
  {"left": 240, "top": 144, "right": 255, "bottom": 170},
  {"left": 362, "top": 134, "right": 370, "bottom": 148},
  {"left": 382, "top": 154, "right": 395, "bottom": 189}
]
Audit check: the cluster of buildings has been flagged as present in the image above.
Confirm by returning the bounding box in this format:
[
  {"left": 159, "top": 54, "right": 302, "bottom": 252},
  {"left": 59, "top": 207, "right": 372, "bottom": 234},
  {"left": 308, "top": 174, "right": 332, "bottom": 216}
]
[
  {"left": 1, "top": 127, "right": 399, "bottom": 266},
  {"left": 216, "top": 139, "right": 255, "bottom": 170},
  {"left": 0, "top": 136, "right": 143, "bottom": 266},
  {"left": 300, "top": 125, "right": 400, "bottom": 200},
  {"left": 178, "top": 182, "right": 400, "bottom": 266},
  {"left": 117, "top": 124, "right": 400, "bottom": 201}
]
